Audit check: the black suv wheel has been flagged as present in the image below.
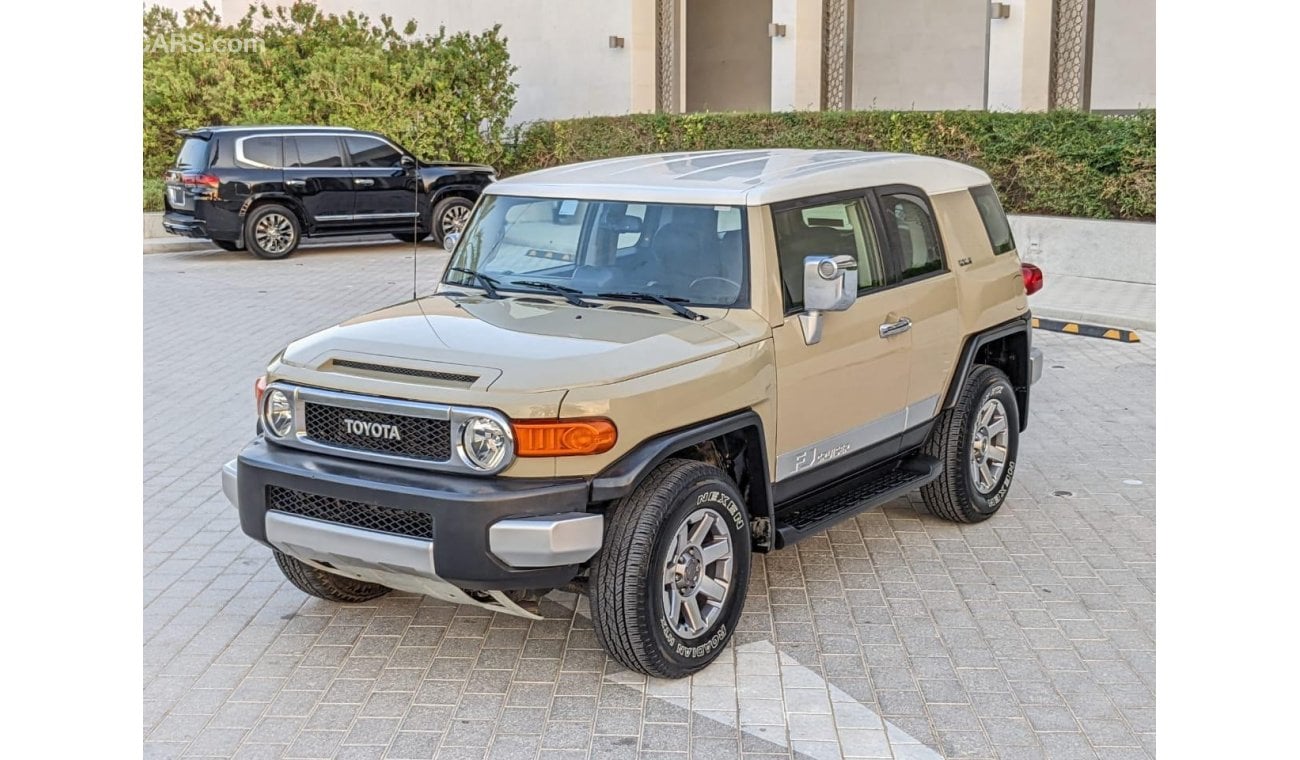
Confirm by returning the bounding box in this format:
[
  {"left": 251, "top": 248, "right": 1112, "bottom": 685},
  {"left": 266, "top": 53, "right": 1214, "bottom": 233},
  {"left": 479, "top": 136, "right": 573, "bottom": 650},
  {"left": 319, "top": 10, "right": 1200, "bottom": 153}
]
[
  {"left": 245, "top": 204, "right": 301, "bottom": 259},
  {"left": 921, "top": 364, "right": 1021, "bottom": 523},
  {"left": 591, "top": 459, "right": 751, "bottom": 678},
  {"left": 431, "top": 196, "right": 474, "bottom": 246}
]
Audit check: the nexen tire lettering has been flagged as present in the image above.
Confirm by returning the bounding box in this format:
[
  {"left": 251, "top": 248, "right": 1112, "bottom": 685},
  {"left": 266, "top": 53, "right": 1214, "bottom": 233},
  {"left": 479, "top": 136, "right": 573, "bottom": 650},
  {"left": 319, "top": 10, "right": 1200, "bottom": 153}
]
[{"left": 696, "top": 490, "right": 745, "bottom": 529}]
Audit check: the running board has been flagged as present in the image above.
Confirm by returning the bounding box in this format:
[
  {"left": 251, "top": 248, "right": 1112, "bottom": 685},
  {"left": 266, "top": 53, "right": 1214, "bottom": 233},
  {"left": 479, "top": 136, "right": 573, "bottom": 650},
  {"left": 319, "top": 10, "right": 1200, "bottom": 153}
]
[{"left": 773, "top": 455, "right": 942, "bottom": 547}]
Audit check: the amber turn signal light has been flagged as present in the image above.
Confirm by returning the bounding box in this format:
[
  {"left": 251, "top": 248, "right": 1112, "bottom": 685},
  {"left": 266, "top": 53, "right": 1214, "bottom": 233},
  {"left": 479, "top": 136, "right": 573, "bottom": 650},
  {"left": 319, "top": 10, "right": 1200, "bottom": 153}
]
[
  {"left": 254, "top": 375, "right": 268, "bottom": 410},
  {"left": 513, "top": 418, "right": 617, "bottom": 457}
]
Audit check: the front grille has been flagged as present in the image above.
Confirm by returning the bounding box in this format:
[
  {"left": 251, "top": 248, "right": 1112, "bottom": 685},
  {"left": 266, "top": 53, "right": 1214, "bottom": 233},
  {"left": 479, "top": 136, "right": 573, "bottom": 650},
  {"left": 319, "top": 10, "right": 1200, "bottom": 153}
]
[
  {"left": 303, "top": 402, "right": 451, "bottom": 461},
  {"left": 267, "top": 486, "right": 433, "bottom": 539}
]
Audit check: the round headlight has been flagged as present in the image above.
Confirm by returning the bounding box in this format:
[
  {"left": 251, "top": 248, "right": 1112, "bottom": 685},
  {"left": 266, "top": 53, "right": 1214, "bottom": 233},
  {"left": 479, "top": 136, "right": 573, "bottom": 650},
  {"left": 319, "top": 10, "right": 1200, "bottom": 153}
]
[
  {"left": 263, "top": 388, "right": 293, "bottom": 438},
  {"left": 461, "top": 415, "right": 511, "bottom": 471}
]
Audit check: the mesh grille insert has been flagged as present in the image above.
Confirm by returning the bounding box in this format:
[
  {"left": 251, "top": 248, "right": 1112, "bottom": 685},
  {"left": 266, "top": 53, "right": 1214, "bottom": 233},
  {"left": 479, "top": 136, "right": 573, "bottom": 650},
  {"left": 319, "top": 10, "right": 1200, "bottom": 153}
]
[
  {"left": 267, "top": 485, "right": 433, "bottom": 539},
  {"left": 303, "top": 402, "right": 451, "bottom": 461}
]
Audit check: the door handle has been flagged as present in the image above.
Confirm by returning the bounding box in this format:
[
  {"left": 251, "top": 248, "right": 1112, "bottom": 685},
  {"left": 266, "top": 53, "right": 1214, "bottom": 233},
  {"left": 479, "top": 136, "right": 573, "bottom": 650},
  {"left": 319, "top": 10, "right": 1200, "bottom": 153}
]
[
  {"left": 879, "top": 317, "right": 912, "bottom": 338},
  {"left": 285, "top": 179, "right": 306, "bottom": 189},
  {"left": 354, "top": 178, "right": 375, "bottom": 187}
]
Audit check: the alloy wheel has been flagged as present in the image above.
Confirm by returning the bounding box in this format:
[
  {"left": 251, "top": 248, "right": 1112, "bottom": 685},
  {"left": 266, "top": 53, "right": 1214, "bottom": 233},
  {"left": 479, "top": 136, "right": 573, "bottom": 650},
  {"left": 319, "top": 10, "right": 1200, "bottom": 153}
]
[
  {"left": 440, "top": 204, "right": 471, "bottom": 236},
  {"left": 254, "top": 212, "right": 294, "bottom": 254},
  {"left": 969, "top": 397, "right": 1010, "bottom": 493},
  {"left": 661, "top": 507, "right": 734, "bottom": 639}
]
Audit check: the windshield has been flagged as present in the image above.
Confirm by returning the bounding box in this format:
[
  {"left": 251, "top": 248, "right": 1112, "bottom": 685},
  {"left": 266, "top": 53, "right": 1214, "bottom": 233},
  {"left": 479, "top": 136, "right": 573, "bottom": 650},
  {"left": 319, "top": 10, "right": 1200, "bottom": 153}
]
[{"left": 444, "top": 195, "right": 747, "bottom": 308}]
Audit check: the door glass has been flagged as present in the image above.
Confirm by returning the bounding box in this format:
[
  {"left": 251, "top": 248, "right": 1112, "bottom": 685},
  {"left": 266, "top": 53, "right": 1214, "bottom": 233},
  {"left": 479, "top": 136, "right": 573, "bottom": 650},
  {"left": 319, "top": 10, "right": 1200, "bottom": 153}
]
[
  {"left": 290, "top": 136, "right": 343, "bottom": 168},
  {"left": 240, "top": 137, "right": 282, "bottom": 168},
  {"left": 345, "top": 136, "right": 403, "bottom": 168},
  {"left": 772, "top": 198, "right": 886, "bottom": 311},
  {"left": 879, "top": 193, "right": 943, "bottom": 280}
]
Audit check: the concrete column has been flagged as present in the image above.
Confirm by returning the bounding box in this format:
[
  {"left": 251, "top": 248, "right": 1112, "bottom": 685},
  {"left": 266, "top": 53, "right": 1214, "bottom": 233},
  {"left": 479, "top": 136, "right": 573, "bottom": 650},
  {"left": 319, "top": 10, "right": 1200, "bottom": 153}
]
[
  {"left": 770, "top": 0, "right": 824, "bottom": 111},
  {"left": 630, "top": 0, "right": 657, "bottom": 113},
  {"left": 1020, "top": 0, "right": 1054, "bottom": 111}
]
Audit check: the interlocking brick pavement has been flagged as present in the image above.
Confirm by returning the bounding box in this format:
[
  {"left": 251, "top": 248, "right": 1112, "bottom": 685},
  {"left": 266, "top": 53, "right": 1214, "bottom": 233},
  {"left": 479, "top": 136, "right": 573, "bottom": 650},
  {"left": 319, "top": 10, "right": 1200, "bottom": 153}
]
[{"left": 144, "top": 244, "right": 1155, "bottom": 759}]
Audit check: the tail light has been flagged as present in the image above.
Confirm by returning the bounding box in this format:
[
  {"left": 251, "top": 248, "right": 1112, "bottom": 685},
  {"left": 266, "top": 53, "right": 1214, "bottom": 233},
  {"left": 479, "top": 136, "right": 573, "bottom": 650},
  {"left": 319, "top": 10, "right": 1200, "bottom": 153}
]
[
  {"left": 180, "top": 173, "right": 220, "bottom": 191},
  {"left": 513, "top": 418, "right": 618, "bottom": 457},
  {"left": 1021, "top": 264, "right": 1044, "bottom": 296}
]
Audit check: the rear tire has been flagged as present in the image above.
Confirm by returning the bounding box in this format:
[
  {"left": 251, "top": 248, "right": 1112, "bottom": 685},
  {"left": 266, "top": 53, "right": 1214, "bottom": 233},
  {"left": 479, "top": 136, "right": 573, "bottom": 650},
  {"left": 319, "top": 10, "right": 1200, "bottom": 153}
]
[
  {"left": 273, "top": 550, "right": 392, "bottom": 603},
  {"left": 430, "top": 196, "right": 474, "bottom": 247},
  {"left": 212, "top": 239, "right": 242, "bottom": 252},
  {"left": 591, "top": 459, "right": 751, "bottom": 678},
  {"left": 245, "top": 204, "right": 301, "bottom": 259},
  {"left": 920, "top": 364, "right": 1020, "bottom": 523}
]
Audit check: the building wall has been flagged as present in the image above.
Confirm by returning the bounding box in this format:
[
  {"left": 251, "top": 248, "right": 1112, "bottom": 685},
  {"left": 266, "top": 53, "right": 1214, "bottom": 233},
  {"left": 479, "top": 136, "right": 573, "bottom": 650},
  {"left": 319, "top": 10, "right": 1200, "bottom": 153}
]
[
  {"left": 685, "top": 0, "right": 772, "bottom": 112},
  {"left": 220, "top": 0, "right": 637, "bottom": 124},
  {"left": 986, "top": 0, "right": 1026, "bottom": 111},
  {"left": 1089, "top": 0, "right": 1156, "bottom": 110},
  {"left": 849, "top": 0, "right": 988, "bottom": 110}
]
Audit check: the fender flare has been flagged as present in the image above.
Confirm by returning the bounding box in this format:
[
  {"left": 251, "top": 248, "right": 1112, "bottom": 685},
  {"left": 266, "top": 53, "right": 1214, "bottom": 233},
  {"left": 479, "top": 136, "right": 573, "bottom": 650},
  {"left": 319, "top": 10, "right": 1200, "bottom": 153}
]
[
  {"left": 590, "top": 410, "right": 775, "bottom": 551},
  {"left": 942, "top": 312, "right": 1033, "bottom": 430}
]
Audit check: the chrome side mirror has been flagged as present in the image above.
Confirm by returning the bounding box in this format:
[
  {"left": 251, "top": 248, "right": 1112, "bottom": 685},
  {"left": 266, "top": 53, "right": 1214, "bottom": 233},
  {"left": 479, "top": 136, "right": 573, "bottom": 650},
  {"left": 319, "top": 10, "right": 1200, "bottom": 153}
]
[
  {"left": 443, "top": 231, "right": 461, "bottom": 253},
  {"left": 799, "top": 254, "right": 858, "bottom": 345}
]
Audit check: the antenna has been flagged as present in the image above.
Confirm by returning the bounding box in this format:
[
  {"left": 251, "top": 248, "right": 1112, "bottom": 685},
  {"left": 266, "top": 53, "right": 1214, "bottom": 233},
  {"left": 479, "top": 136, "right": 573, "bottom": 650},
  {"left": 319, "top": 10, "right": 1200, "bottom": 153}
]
[{"left": 410, "top": 115, "right": 420, "bottom": 301}]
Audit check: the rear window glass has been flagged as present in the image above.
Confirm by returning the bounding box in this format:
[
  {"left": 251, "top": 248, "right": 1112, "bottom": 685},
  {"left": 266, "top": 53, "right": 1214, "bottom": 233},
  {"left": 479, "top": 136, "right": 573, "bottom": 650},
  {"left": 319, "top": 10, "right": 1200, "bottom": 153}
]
[
  {"left": 173, "top": 137, "right": 210, "bottom": 170},
  {"left": 240, "top": 136, "right": 282, "bottom": 167},
  {"left": 290, "top": 136, "right": 343, "bottom": 168},
  {"left": 971, "top": 184, "right": 1016, "bottom": 254}
]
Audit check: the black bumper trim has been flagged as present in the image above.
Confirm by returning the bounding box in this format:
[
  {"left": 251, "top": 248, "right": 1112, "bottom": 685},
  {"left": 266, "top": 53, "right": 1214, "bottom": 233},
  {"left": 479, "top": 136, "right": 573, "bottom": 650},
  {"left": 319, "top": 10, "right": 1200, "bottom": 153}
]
[{"left": 235, "top": 438, "right": 591, "bottom": 590}]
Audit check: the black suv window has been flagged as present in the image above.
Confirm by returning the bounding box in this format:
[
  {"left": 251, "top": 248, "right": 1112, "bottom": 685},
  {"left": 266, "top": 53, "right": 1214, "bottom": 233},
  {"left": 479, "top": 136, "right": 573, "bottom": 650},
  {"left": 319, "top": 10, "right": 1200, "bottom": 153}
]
[
  {"left": 772, "top": 197, "right": 887, "bottom": 311},
  {"left": 345, "top": 136, "right": 403, "bottom": 168},
  {"left": 289, "top": 136, "right": 343, "bottom": 168},
  {"left": 240, "top": 136, "right": 282, "bottom": 168},
  {"left": 878, "top": 191, "right": 944, "bottom": 281},
  {"left": 173, "top": 137, "right": 211, "bottom": 170},
  {"left": 970, "top": 184, "right": 1016, "bottom": 254}
]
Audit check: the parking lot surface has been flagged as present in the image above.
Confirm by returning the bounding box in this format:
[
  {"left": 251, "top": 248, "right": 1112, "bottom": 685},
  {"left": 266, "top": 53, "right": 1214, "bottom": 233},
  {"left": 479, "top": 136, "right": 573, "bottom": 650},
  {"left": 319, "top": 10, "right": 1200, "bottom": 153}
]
[{"left": 144, "top": 245, "right": 1155, "bottom": 760}]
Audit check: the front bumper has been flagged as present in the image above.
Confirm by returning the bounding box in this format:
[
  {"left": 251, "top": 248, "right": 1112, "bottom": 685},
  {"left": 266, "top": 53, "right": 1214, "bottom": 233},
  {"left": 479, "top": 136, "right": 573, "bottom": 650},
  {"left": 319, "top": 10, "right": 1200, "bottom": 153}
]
[{"left": 224, "top": 439, "right": 603, "bottom": 608}]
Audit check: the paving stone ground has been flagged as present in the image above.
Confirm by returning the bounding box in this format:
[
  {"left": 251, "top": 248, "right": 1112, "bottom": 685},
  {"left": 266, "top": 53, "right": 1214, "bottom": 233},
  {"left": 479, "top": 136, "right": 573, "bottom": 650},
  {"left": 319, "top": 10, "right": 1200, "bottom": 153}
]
[{"left": 144, "top": 244, "right": 1156, "bottom": 760}]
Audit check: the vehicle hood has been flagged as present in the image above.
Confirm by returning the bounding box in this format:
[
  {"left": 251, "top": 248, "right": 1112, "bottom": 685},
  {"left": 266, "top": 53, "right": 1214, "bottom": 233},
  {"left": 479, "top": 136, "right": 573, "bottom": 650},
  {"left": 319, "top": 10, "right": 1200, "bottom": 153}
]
[{"left": 279, "top": 294, "right": 749, "bottom": 393}]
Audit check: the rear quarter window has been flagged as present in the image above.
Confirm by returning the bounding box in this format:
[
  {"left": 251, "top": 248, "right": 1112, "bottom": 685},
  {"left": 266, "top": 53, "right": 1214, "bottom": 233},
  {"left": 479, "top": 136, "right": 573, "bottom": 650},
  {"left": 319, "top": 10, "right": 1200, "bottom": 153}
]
[{"left": 971, "top": 185, "right": 1016, "bottom": 254}]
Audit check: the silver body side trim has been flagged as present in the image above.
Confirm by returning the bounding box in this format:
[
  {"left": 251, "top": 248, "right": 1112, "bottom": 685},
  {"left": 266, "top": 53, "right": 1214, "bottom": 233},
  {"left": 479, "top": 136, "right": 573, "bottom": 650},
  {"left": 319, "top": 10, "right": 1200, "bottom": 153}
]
[
  {"left": 314, "top": 212, "right": 420, "bottom": 222},
  {"left": 488, "top": 514, "right": 604, "bottom": 568},
  {"left": 774, "top": 394, "right": 940, "bottom": 481},
  {"left": 265, "top": 511, "right": 542, "bottom": 620}
]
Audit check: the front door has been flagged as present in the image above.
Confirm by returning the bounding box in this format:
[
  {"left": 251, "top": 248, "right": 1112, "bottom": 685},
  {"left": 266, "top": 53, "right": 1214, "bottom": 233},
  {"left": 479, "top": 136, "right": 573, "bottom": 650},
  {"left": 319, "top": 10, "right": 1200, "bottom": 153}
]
[
  {"left": 770, "top": 192, "right": 913, "bottom": 487},
  {"left": 284, "top": 135, "right": 354, "bottom": 226},
  {"left": 344, "top": 135, "right": 422, "bottom": 226}
]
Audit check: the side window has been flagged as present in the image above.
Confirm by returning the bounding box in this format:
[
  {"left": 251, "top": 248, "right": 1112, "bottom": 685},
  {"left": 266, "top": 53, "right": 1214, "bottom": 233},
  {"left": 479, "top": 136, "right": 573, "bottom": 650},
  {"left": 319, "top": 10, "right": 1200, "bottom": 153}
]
[
  {"left": 772, "top": 197, "right": 887, "bottom": 312},
  {"left": 878, "top": 192, "right": 943, "bottom": 281},
  {"left": 345, "top": 136, "right": 403, "bottom": 168},
  {"left": 289, "top": 136, "right": 343, "bottom": 168},
  {"left": 970, "top": 184, "right": 1016, "bottom": 254},
  {"left": 239, "top": 136, "right": 281, "bottom": 168}
]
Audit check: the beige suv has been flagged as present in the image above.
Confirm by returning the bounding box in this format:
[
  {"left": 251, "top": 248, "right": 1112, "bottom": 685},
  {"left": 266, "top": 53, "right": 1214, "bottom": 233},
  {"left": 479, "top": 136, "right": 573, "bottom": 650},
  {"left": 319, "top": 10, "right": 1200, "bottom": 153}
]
[{"left": 222, "top": 149, "right": 1044, "bottom": 678}]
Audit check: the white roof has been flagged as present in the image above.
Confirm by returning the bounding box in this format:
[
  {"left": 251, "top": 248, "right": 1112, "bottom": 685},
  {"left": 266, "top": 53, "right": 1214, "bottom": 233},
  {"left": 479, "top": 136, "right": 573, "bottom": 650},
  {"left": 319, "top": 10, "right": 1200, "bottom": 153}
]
[{"left": 489, "top": 149, "right": 991, "bottom": 206}]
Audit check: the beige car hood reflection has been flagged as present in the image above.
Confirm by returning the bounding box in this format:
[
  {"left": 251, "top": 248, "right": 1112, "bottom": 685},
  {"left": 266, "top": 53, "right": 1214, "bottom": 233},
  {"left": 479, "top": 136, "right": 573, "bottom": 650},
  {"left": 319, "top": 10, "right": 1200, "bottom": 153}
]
[{"left": 280, "top": 293, "right": 750, "bottom": 393}]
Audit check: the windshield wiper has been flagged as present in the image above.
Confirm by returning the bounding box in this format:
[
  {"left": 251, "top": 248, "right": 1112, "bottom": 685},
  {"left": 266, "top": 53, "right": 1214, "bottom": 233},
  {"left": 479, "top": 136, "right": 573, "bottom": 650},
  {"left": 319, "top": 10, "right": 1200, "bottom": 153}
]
[
  {"left": 511, "top": 280, "right": 597, "bottom": 308},
  {"left": 595, "top": 292, "right": 705, "bottom": 321},
  {"left": 447, "top": 267, "right": 504, "bottom": 299}
]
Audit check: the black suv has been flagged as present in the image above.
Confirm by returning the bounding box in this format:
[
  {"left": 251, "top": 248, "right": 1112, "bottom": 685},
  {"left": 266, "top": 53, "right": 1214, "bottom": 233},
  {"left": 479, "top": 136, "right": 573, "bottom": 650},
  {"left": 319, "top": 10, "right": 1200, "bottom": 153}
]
[{"left": 161, "top": 126, "right": 495, "bottom": 259}]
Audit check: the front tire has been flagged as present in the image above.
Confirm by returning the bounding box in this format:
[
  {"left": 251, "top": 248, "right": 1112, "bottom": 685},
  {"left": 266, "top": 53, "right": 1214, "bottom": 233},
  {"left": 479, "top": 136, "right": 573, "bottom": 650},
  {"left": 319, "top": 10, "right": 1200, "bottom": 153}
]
[
  {"left": 920, "top": 364, "right": 1021, "bottom": 523},
  {"left": 591, "top": 459, "right": 751, "bottom": 678},
  {"left": 273, "top": 550, "right": 392, "bottom": 603},
  {"left": 430, "top": 196, "right": 474, "bottom": 247},
  {"left": 245, "top": 204, "right": 301, "bottom": 259}
]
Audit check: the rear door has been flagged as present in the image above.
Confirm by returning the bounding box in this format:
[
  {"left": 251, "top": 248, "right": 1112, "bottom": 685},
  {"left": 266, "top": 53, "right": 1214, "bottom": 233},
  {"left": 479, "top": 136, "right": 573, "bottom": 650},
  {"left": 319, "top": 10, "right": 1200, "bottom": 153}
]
[
  {"left": 344, "top": 135, "right": 421, "bottom": 226},
  {"left": 871, "top": 186, "right": 963, "bottom": 426},
  {"left": 284, "top": 135, "right": 354, "bottom": 224}
]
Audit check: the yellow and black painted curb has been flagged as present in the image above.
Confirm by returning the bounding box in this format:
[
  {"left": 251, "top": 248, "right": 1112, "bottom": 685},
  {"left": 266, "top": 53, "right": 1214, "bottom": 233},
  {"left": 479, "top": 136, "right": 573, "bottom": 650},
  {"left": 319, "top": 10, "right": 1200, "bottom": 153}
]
[{"left": 1032, "top": 317, "right": 1140, "bottom": 342}]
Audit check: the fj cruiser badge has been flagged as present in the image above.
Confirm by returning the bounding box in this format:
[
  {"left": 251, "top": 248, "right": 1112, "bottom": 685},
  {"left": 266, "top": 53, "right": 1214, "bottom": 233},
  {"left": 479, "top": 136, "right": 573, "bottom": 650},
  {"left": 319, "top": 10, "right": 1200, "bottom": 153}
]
[{"left": 343, "top": 419, "right": 403, "bottom": 441}]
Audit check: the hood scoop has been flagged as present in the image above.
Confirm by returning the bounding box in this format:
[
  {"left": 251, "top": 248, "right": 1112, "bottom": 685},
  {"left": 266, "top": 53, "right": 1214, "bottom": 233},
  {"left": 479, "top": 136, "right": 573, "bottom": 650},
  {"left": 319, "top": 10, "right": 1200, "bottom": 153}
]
[{"left": 328, "top": 358, "right": 479, "bottom": 388}]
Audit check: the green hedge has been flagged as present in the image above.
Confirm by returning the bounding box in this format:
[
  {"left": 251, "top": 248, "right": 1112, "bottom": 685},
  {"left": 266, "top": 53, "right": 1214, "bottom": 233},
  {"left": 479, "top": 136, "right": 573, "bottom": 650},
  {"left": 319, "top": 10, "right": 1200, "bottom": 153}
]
[
  {"left": 143, "top": 1, "right": 517, "bottom": 180},
  {"left": 503, "top": 110, "right": 1155, "bottom": 220}
]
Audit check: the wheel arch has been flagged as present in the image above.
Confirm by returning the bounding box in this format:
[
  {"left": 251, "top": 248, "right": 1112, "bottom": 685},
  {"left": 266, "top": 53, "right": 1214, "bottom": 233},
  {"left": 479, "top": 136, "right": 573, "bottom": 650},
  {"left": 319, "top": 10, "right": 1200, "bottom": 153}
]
[
  {"left": 239, "top": 193, "right": 308, "bottom": 230},
  {"left": 590, "top": 411, "right": 776, "bottom": 552},
  {"left": 942, "top": 313, "right": 1033, "bottom": 431}
]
